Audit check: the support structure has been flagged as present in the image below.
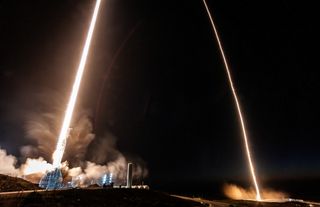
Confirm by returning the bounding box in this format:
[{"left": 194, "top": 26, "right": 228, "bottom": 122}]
[
  {"left": 39, "top": 168, "right": 63, "bottom": 190},
  {"left": 126, "top": 163, "right": 133, "bottom": 188}
]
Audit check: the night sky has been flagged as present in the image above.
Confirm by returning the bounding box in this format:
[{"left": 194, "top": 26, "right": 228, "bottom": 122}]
[{"left": 1, "top": 0, "right": 319, "bottom": 197}]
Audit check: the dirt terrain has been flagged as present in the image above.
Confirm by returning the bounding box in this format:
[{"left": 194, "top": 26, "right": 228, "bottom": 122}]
[
  {"left": 0, "top": 174, "right": 40, "bottom": 192},
  {"left": 0, "top": 188, "right": 205, "bottom": 207},
  {"left": 0, "top": 174, "right": 318, "bottom": 207}
]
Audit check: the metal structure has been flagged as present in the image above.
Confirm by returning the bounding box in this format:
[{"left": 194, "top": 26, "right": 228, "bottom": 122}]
[
  {"left": 97, "top": 173, "right": 113, "bottom": 186},
  {"left": 126, "top": 163, "right": 133, "bottom": 188},
  {"left": 39, "top": 168, "right": 63, "bottom": 190}
]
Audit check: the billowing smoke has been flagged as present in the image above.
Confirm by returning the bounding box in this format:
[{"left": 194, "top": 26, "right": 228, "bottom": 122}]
[
  {"left": 68, "top": 159, "right": 126, "bottom": 186},
  {"left": 0, "top": 93, "right": 148, "bottom": 186},
  {"left": 62, "top": 111, "right": 95, "bottom": 165},
  {"left": 23, "top": 109, "right": 95, "bottom": 166},
  {"left": 223, "top": 183, "right": 288, "bottom": 200},
  {"left": 0, "top": 148, "right": 19, "bottom": 176}
]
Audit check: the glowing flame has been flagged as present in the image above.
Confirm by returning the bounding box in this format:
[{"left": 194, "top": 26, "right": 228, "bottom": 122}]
[
  {"left": 202, "top": 0, "right": 261, "bottom": 200},
  {"left": 223, "top": 184, "right": 288, "bottom": 201},
  {"left": 52, "top": 0, "right": 102, "bottom": 168}
]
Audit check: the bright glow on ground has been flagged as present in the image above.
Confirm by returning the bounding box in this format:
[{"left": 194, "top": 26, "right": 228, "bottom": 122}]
[{"left": 223, "top": 184, "right": 287, "bottom": 201}]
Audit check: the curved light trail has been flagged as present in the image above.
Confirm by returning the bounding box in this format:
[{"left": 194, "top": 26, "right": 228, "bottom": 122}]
[{"left": 202, "top": 0, "right": 261, "bottom": 201}]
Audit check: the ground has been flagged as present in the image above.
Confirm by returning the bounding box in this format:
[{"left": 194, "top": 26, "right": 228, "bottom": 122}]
[
  {"left": 0, "top": 174, "right": 40, "bottom": 192},
  {"left": 0, "top": 174, "right": 318, "bottom": 207},
  {"left": 0, "top": 188, "right": 204, "bottom": 207},
  {"left": 1, "top": 188, "right": 319, "bottom": 207}
]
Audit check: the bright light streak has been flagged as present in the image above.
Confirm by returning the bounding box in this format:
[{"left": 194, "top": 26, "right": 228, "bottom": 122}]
[
  {"left": 202, "top": 0, "right": 261, "bottom": 201},
  {"left": 52, "top": 0, "right": 102, "bottom": 168}
]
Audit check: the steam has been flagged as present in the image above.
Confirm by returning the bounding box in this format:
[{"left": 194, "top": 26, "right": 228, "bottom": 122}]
[
  {"left": 223, "top": 184, "right": 288, "bottom": 200},
  {"left": 21, "top": 157, "right": 53, "bottom": 175},
  {"left": 0, "top": 148, "right": 19, "bottom": 176},
  {"left": 0, "top": 99, "right": 148, "bottom": 186},
  {"left": 62, "top": 112, "right": 95, "bottom": 165},
  {"left": 23, "top": 110, "right": 95, "bottom": 165},
  {"left": 1, "top": 128, "right": 147, "bottom": 185},
  {"left": 24, "top": 112, "right": 58, "bottom": 159}
]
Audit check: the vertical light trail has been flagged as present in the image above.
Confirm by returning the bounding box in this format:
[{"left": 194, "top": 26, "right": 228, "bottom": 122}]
[
  {"left": 52, "top": 0, "right": 102, "bottom": 168},
  {"left": 202, "top": 0, "right": 261, "bottom": 201}
]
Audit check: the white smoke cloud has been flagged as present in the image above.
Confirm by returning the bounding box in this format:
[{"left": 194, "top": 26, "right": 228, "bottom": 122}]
[
  {"left": 0, "top": 147, "right": 148, "bottom": 186},
  {"left": 223, "top": 183, "right": 288, "bottom": 200},
  {"left": 0, "top": 148, "right": 20, "bottom": 176},
  {"left": 1, "top": 114, "right": 148, "bottom": 185},
  {"left": 23, "top": 109, "right": 95, "bottom": 165},
  {"left": 24, "top": 112, "right": 58, "bottom": 158},
  {"left": 84, "top": 162, "right": 108, "bottom": 180},
  {"left": 100, "top": 156, "right": 127, "bottom": 179},
  {"left": 20, "top": 157, "right": 53, "bottom": 175},
  {"left": 0, "top": 146, "right": 139, "bottom": 185},
  {"left": 63, "top": 112, "right": 95, "bottom": 165},
  {"left": 86, "top": 132, "right": 120, "bottom": 164},
  {"left": 68, "top": 166, "right": 82, "bottom": 177},
  {"left": 0, "top": 90, "right": 148, "bottom": 186},
  {"left": 20, "top": 145, "right": 39, "bottom": 158}
]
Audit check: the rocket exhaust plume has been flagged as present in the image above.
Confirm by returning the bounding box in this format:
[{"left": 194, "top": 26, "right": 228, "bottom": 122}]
[
  {"left": 202, "top": 0, "right": 261, "bottom": 201},
  {"left": 223, "top": 184, "right": 288, "bottom": 201},
  {"left": 52, "top": 0, "right": 102, "bottom": 168}
]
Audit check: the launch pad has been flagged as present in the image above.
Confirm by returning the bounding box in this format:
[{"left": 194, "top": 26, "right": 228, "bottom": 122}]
[
  {"left": 39, "top": 168, "right": 63, "bottom": 190},
  {"left": 38, "top": 0, "right": 102, "bottom": 191}
]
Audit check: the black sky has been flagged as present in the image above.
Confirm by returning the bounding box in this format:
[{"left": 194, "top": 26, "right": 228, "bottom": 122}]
[{"left": 1, "top": 0, "right": 320, "bottom": 197}]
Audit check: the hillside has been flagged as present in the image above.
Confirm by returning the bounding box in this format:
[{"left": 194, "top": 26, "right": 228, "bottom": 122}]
[
  {"left": 0, "top": 175, "right": 317, "bottom": 207},
  {"left": 0, "top": 174, "right": 40, "bottom": 192}
]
